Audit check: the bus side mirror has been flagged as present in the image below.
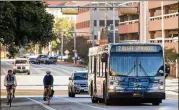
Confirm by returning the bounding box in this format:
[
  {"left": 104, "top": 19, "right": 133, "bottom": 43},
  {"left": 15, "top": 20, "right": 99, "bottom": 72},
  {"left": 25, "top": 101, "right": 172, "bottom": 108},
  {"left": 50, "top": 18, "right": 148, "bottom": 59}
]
[
  {"left": 101, "top": 53, "right": 108, "bottom": 62},
  {"left": 165, "top": 65, "right": 170, "bottom": 79},
  {"left": 69, "top": 77, "right": 72, "bottom": 80}
]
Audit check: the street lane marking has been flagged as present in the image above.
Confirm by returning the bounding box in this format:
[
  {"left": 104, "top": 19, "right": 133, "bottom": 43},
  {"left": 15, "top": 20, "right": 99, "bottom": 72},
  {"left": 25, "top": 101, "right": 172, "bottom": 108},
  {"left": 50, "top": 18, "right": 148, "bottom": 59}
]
[
  {"left": 2, "top": 68, "right": 7, "bottom": 75},
  {"left": 27, "top": 97, "right": 56, "bottom": 110},
  {"left": 55, "top": 96, "right": 107, "bottom": 110}
]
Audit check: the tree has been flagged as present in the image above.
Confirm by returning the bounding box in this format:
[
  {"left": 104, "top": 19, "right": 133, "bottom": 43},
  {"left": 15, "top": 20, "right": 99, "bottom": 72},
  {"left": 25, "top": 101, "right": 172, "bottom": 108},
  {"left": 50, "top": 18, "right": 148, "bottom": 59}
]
[
  {"left": 52, "top": 18, "right": 74, "bottom": 53},
  {"left": 165, "top": 48, "right": 179, "bottom": 63},
  {"left": 0, "top": 1, "right": 55, "bottom": 57},
  {"left": 64, "top": 36, "right": 92, "bottom": 64}
]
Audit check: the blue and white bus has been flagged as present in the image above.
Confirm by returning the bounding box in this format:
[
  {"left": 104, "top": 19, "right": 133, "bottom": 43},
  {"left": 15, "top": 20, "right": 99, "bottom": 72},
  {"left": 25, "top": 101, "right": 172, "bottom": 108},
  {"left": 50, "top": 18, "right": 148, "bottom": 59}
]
[{"left": 88, "top": 43, "right": 170, "bottom": 105}]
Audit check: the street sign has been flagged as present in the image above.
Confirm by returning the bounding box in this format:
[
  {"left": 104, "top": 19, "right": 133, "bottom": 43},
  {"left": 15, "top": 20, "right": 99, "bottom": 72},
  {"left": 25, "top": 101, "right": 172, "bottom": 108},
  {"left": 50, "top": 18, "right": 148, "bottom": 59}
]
[
  {"left": 73, "top": 50, "right": 77, "bottom": 52},
  {"left": 119, "top": 7, "right": 138, "bottom": 15},
  {"left": 61, "top": 8, "right": 79, "bottom": 15},
  {"left": 65, "top": 50, "right": 69, "bottom": 55}
]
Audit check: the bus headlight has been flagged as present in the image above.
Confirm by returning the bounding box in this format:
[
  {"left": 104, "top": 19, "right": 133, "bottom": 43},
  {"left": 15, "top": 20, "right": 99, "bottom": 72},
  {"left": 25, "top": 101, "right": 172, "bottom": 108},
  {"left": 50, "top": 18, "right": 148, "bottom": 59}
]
[
  {"left": 109, "top": 86, "right": 115, "bottom": 90},
  {"left": 74, "top": 83, "right": 80, "bottom": 87},
  {"left": 159, "top": 85, "right": 164, "bottom": 90},
  {"left": 159, "top": 81, "right": 164, "bottom": 90},
  {"left": 110, "top": 81, "right": 114, "bottom": 85}
]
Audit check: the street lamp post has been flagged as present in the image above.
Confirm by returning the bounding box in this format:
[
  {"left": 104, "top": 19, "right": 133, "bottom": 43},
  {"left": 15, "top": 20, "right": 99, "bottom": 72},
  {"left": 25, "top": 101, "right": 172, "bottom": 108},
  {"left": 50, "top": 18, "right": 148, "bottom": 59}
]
[
  {"left": 61, "top": 32, "right": 64, "bottom": 61},
  {"left": 113, "top": 3, "right": 116, "bottom": 43}
]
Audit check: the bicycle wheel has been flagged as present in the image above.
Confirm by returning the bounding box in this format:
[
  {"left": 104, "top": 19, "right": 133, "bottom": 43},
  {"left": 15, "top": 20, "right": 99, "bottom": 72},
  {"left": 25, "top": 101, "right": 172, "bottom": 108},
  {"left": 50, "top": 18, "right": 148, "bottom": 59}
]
[{"left": 9, "top": 93, "right": 12, "bottom": 107}]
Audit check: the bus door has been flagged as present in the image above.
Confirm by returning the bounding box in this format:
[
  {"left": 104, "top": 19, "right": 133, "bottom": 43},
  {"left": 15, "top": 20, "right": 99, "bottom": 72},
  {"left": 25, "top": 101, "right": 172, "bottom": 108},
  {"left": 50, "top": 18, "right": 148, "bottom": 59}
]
[{"left": 93, "top": 56, "right": 97, "bottom": 93}]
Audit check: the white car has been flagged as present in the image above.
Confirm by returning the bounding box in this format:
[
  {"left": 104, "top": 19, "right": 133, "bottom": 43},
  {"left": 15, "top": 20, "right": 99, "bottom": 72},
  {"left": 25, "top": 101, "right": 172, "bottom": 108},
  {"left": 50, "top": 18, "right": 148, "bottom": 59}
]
[{"left": 12, "top": 58, "right": 30, "bottom": 75}]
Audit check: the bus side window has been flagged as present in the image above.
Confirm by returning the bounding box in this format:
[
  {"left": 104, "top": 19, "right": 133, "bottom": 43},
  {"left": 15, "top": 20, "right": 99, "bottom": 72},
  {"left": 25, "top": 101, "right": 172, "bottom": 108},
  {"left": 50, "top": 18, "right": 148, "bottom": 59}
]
[
  {"left": 92, "top": 56, "right": 94, "bottom": 73},
  {"left": 96, "top": 56, "right": 99, "bottom": 77},
  {"left": 102, "top": 62, "right": 105, "bottom": 77},
  {"left": 94, "top": 56, "right": 97, "bottom": 73},
  {"left": 88, "top": 57, "right": 91, "bottom": 73},
  {"left": 100, "top": 55, "right": 103, "bottom": 77},
  {"left": 90, "top": 57, "right": 92, "bottom": 73}
]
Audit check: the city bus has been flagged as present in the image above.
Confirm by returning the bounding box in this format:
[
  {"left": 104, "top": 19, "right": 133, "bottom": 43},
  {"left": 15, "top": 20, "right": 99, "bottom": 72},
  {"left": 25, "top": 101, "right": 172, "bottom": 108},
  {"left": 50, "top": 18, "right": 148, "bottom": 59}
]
[{"left": 88, "top": 43, "right": 170, "bottom": 105}]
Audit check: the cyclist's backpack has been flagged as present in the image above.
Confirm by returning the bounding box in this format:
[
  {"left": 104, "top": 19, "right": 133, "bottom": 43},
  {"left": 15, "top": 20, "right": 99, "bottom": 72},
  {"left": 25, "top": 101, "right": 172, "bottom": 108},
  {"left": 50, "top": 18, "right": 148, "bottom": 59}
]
[{"left": 50, "top": 89, "right": 54, "bottom": 97}]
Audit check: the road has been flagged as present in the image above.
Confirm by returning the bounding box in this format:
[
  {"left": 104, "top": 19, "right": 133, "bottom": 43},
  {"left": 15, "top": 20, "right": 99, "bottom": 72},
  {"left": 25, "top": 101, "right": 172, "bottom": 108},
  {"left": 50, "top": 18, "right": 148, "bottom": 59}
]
[
  {"left": 1, "top": 95, "right": 178, "bottom": 110},
  {"left": 1, "top": 60, "right": 178, "bottom": 110}
]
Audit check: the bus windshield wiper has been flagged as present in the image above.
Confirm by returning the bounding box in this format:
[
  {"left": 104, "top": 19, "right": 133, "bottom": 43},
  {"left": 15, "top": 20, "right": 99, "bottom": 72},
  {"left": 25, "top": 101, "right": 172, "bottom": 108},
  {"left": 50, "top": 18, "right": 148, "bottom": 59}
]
[
  {"left": 110, "top": 69, "right": 128, "bottom": 76},
  {"left": 122, "top": 60, "right": 137, "bottom": 81}
]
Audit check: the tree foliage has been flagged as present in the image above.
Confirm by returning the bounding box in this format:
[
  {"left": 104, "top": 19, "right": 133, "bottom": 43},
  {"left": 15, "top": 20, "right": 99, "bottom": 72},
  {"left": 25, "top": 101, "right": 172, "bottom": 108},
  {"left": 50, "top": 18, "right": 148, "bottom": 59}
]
[
  {"left": 165, "top": 48, "right": 179, "bottom": 63},
  {"left": 0, "top": 1, "right": 55, "bottom": 57},
  {"left": 64, "top": 36, "right": 92, "bottom": 64},
  {"left": 52, "top": 18, "right": 74, "bottom": 51}
]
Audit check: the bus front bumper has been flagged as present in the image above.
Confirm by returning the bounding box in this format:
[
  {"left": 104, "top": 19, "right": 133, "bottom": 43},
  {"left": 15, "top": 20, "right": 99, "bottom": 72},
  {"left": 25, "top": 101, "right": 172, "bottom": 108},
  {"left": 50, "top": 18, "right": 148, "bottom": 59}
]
[{"left": 108, "top": 92, "right": 165, "bottom": 100}]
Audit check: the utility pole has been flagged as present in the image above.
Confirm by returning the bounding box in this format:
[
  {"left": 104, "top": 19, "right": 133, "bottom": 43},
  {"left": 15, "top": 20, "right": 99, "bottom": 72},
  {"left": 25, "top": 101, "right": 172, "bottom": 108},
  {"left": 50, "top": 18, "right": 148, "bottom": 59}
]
[
  {"left": 90, "top": 7, "right": 95, "bottom": 47},
  {"left": 161, "top": 1, "right": 165, "bottom": 74},
  {"left": 61, "top": 32, "right": 64, "bottom": 61},
  {"left": 113, "top": 2, "right": 116, "bottom": 43},
  {"left": 73, "top": 16, "right": 77, "bottom": 64}
]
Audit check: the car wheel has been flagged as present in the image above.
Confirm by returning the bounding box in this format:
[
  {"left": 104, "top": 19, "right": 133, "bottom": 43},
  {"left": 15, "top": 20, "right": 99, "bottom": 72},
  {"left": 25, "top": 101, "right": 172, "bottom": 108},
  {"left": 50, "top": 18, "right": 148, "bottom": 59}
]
[
  {"left": 71, "top": 88, "right": 75, "bottom": 97},
  {"left": 27, "top": 72, "right": 30, "bottom": 75},
  {"left": 68, "top": 90, "right": 71, "bottom": 97}
]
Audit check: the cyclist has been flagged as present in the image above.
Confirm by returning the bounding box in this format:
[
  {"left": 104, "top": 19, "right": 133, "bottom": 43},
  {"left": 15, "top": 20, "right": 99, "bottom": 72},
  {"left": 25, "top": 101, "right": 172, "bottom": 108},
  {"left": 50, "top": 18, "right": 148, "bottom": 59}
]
[
  {"left": 4, "top": 70, "right": 17, "bottom": 104},
  {"left": 43, "top": 71, "right": 54, "bottom": 101}
]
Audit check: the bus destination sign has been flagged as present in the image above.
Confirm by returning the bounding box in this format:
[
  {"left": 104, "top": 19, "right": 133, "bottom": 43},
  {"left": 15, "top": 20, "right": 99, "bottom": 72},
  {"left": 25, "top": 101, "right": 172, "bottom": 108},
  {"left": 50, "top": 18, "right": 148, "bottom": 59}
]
[{"left": 111, "top": 45, "right": 161, "bottom": 52}]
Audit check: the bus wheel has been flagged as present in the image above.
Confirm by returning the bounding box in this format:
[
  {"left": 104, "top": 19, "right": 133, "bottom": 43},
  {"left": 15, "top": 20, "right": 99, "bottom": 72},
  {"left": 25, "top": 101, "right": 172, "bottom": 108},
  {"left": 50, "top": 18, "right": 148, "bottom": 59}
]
[
  {"left": 91, "top": 96, "right": 98, "bottom": 103},
  {"left": 91, "top": 85, "right": 98, "bottom": 103},
  {"left": 105, "top": 99, "right": 111, "bottom": 105},
  {"left": 152, "top": 102, "right": 160, "bottom": 106}
]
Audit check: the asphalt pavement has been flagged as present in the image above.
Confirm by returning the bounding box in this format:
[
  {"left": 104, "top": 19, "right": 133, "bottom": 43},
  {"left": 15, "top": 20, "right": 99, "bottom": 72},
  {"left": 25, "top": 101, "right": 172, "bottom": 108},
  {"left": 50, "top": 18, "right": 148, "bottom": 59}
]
[{"left": 1, "top": 95, "right": 178, "bottom": 110}]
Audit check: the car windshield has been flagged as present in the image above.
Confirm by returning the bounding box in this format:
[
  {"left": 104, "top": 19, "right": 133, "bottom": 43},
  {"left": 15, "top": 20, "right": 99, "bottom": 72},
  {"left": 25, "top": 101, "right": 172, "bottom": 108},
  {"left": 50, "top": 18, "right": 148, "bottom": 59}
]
[
  {"left": 74, "top": 73, "right": 88, "bottom": 80},
  {"left": 15, "top": 60, "right": 27, "bottom": 64},
  {"left": 110, "top": 53, "right": 164, "bottom": 76}
]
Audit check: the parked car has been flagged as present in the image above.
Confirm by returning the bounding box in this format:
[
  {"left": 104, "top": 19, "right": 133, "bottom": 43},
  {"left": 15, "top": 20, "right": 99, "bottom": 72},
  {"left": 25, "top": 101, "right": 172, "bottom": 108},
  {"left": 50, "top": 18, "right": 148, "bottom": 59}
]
[
  {"left": 48, "top": 56, "right": 57, "bottom": 64},
  {"left": 28, "top": 55, "right": 38, "bottom": 64},
  {"left": 68, "top": 71, "right": 88, "bottom": 97},
  {"left": 36, "top": 55, "right": 49, "bottom": 64},
  {"left": 12, "top": 58, "right": 30, "bottom": 75}
]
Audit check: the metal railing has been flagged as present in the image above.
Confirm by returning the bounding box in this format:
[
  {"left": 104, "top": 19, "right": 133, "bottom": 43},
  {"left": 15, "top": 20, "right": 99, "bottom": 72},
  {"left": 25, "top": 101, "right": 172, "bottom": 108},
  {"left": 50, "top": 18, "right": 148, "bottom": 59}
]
[
  {"left": 119, "top": 12, "right": 178, "bottom": 25},
  {"left": 119, "top": 19, "right": 139, "bottom": 25},
  {"left": 150, "top": 12, "right": 178, "bottom": 21}
]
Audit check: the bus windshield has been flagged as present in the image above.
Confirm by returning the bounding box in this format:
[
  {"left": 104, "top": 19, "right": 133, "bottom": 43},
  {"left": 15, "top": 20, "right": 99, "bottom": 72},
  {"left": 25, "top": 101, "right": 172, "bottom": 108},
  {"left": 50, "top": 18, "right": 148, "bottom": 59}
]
[{"left": 110, "top": 53, "right": 164, "bottom": 76}]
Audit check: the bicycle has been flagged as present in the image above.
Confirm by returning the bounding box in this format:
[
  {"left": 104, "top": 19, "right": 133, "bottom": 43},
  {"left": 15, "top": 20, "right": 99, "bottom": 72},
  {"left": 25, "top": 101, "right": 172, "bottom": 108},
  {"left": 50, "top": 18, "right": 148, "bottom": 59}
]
[{"left": 7, "top": 85, "right": 13, "bottom": 107}]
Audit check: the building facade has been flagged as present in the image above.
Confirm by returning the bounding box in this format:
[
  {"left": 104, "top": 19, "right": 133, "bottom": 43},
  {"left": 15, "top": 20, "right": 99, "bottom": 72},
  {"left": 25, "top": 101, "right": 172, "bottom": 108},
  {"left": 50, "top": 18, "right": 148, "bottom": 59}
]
[
  {"left": 118, "top": 1, "right": 178, "bottom": 52},
  {"left": 75, "top": 1, "right": 122, "bottom": 42}
]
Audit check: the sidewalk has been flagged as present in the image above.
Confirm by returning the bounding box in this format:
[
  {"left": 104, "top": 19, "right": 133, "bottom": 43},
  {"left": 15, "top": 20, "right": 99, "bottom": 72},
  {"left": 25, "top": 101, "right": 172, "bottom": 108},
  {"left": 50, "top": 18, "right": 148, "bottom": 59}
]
[
  {"left": 166, "top": 78, "right": 178, "bottom": 93},
  {"left": 56, "top": 61, "right": 87, "bottom": 68}
]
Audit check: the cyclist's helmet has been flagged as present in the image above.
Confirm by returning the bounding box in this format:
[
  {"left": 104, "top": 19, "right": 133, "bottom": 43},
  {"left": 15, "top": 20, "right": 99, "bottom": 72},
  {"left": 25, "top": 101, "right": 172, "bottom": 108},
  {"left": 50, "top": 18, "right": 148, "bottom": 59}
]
[{"left": 46, "top": 71, "right": 51, "bottom": 74}]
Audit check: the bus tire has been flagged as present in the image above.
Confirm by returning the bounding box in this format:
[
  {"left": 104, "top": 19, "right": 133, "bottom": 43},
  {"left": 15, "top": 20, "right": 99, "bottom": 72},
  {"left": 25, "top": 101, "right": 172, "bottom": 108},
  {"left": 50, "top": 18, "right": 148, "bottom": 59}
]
[
  {"left": 91, "top": 96, "right": 98, "bottom": 103},
  {"left": 71, "top": 92, "right": 75, "bottom": 97},
  {"left": 152, "top": 102, "right": 160, "bottom": 106},
  {"left": 91, "top": 83, "right": 98, "bottom": 103},
  {"left": 105, "top": 99, "right": 111, "bottom": 105}
]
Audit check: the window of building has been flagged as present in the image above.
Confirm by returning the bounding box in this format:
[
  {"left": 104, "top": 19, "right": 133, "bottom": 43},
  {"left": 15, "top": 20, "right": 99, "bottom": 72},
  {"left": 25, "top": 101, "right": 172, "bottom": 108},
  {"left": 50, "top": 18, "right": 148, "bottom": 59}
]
[
  {"left": 94, "top": 20, "right": 97, "bottom": 27},
  {"left": 115, "top": 20, "right": 119, "bottom": 26},
  {"left": 107, "top": 20, "right": 113, "bottom": 26},
  {"left": 99, "top": 20, "right": 105, "bottom": 26}
]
